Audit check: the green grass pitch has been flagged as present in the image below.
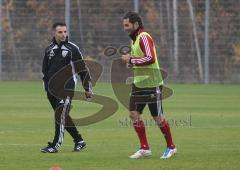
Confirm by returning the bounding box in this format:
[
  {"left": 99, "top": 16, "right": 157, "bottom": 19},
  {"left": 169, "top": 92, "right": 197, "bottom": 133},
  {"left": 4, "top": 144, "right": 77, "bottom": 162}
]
[{"left": 0, "top": 81, "right": 239, "bottom": 170}]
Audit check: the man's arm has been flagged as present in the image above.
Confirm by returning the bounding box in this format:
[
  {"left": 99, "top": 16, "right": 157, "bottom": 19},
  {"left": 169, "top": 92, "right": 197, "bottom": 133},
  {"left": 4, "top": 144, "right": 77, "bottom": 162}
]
[
  {"left": 41, "top": 50, "right": 49, "bottom": 91},
  {"left": 130, "top": 34, "right": 156, "bottom": 66},
  {"left": 72, "top": 45, "right": 93, "bottom": 98},
  {"left": 42, "top": 51, "right": 48, "bottom": 78}
]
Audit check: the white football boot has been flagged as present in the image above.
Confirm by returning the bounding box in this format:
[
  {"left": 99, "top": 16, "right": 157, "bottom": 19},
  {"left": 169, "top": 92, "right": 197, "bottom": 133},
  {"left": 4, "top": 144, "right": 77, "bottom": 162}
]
[{"left": 129, "top": 149, "right": 152, "bottom": 159}]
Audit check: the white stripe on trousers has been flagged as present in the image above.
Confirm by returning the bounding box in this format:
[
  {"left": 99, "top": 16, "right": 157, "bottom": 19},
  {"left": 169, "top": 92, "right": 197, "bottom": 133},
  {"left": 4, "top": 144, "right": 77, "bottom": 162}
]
[
  {"left": 56, "top": 96, "right": 70, "bottom": 149},
  {"left": 156, "top": 87, "right": 163, "bottom": 116}
]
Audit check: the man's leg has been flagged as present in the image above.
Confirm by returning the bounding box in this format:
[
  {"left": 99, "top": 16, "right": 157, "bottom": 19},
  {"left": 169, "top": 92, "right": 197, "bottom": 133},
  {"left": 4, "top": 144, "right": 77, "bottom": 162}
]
[
  {"left": 153, "top": 115, "right": 175, "bottom": 149},
  {"left": 129, "top": 110, "right": 152, "bottom": 159},
  {"left": 130, "top": 111, "right": 149, "bottom": 150},
  {"left": 65, "top": 113, "right": 86, "bottom": 152},
  {"left": 40, "top": 93, "right": 65, "bottom": 153},
  {"left": 51, "top": 97, "right": 71, "bottom": 149},
  {"left": 128, "top": 84, "right": 152, "bottom": 159},
  {"left": 153, "top": 115, "right": 177, "bottom": 159},
  {"left": 149, "top": 86, "right": 176, "bottom": 158},
  {"left": 65, "top": 115, "right": 83, "bottom": 143},
  {"left": 53, "top": 97, "right": 86, "bottom": 151}
]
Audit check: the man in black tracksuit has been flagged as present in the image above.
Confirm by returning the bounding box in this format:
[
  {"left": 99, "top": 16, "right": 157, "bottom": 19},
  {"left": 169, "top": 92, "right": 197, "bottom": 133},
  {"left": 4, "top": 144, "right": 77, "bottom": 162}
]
[{"left": 41, "top": 22, "right": 92, "bottom": 153}]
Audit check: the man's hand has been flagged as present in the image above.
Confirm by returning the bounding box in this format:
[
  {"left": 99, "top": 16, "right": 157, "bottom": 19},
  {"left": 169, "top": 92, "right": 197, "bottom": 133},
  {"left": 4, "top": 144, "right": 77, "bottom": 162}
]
[
  {"left": 121, "top": 54, "right": 131, "bottom": 64},
  {"left": 85, "top": 90, "right": 93, "bottom": 100}
]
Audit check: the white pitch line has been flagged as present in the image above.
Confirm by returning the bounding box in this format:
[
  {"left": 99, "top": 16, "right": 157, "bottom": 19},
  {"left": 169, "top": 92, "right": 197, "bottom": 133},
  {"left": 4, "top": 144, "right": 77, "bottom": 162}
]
[{"left": 0, "top": 143, "right": 72, "bottom": 147}]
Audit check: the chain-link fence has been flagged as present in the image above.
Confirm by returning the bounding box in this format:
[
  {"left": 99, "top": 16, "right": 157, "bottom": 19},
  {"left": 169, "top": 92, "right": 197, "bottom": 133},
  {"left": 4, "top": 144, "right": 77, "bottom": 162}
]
[{"left": 0, "top": 0, "right": 240, "bottom": 83}]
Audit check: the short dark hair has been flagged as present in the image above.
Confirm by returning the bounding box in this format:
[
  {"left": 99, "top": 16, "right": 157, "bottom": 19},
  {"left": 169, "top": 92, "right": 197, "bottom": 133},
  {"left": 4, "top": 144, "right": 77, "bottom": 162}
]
[
  {"left": 52, "top": 22, "right": 67, "bottom": 30},
  {"left": 123, "top": 12, "right": 143, "bottom": 28}
]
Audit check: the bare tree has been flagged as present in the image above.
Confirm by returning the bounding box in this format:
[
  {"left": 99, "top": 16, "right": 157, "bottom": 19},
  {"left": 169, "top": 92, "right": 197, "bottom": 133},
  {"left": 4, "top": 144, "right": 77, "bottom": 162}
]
[
  {"left": 0, "top": 0, "right": 2, "bottom": 79},
  {"left": 6, "top": 1, "right": 21, "bottom": 78},
  {"left": 77, "top": 0, "right": 84, "bottom": 48},
  {"left": 173, "top": 0, "right": 179, "bottom": 77},
  {"left": 204, "top": 0, "right": 210, "bottom": 84},
  {"left": 166, "top": 0, "right": 173, "bottom": 74},
  {"left": 158, "top": 0, "right": 165, "bottom": 45},
  {"left": 187, "top": 0, "right": 203, "bottom": 82}
]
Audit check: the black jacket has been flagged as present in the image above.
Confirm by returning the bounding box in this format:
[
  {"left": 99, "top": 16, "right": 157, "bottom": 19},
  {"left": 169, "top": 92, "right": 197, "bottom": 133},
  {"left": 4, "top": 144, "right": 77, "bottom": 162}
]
[{"left": 42, "top": 37, "right": 91, "bottom": 92}]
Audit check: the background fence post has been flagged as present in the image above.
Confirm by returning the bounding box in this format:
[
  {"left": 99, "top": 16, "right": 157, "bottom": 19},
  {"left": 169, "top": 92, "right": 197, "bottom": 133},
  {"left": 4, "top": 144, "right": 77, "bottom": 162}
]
[
  {"left": 133, "top": 0, "right": 139, "bottom": 13},
  {"left": 204, "top": 0, "right": 210, "bottom": 84},
  {"left": 65, "top": 0, "right": 71, "bottom": 39}
]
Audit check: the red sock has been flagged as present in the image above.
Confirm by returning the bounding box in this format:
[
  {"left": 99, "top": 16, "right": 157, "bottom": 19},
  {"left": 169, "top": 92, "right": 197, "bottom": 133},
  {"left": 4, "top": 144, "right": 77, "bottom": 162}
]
[
  {"left": 159, "top": 120, "right": 175, "bottom": 149},
  {"left": 133, "top": 120, "right": 149, "bottom": 150}
]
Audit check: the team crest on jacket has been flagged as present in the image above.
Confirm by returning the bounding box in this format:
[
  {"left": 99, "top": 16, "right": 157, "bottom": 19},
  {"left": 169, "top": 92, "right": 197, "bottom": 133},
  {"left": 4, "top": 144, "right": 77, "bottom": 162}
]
[
  {"left": 49, "top": 50, "right": 55, "bottom": 57},
  {"left": 62, "top": 50, "right": 68, "bottom": 58}
]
